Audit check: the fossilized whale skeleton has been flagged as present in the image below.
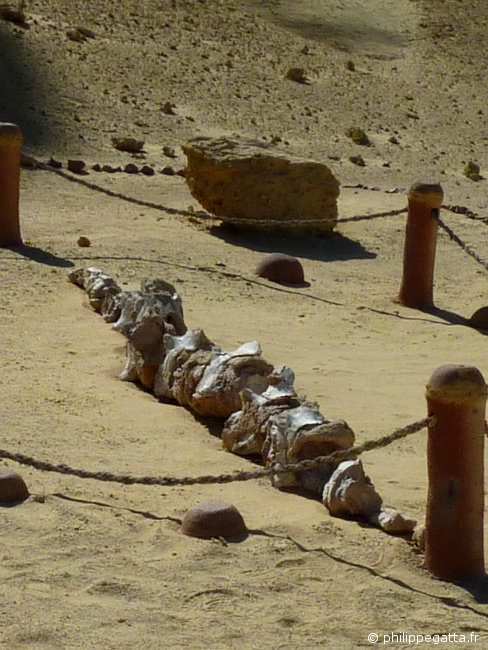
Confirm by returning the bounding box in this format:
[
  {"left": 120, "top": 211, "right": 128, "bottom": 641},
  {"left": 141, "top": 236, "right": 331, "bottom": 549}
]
[{"left": 68, "top": 267, "right": 415, "bottom": 535}]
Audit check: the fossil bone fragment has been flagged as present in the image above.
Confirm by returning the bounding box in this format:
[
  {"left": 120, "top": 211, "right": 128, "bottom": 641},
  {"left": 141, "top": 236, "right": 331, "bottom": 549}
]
[
  {"left": 322, "top": 459, "right": 383, "bottom": 518},
  {"left": 67, "top": 267, "right": 122, "bottom": 313},
  {"left": 155, "top": 330, "right": 278, "bottom": 417},
  {"left": 222, "top": 366, "right": 298, "bottom": 455},
  {"left": 116, "top": 279, "right": 187, "bottom": 390},
  {"left": 263, "top": 404, "right": 355, "bottom": 493},
  {"left": 369, "top": 507, "right": 417, "bottom": 534}
]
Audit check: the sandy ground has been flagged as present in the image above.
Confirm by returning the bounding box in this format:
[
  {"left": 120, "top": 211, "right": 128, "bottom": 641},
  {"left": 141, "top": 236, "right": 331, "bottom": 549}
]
[{"left": 2, "top": 1, "right": 488, "bottom": 648}]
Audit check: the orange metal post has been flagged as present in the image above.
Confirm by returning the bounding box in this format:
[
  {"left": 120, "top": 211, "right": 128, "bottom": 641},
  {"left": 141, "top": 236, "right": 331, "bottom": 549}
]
[
  {"left": 425, "top": 364, "right": 487, "bottom": 580},
  {"left": 0, "top": 122, "right": 23, "bottom": 247},
  {"left": 398, "top": 182, "right": 443, "bottom": 309}
]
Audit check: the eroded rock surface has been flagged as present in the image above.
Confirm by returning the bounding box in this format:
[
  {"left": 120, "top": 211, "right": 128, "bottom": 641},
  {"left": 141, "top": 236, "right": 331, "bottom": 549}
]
[{"left": 183, "top": 136, "right": 340, "bottom": 234}]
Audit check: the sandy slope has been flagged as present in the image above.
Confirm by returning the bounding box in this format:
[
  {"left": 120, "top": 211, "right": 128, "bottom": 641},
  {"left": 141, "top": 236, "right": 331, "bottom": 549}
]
[{"left": 2, "top": 1, "right": 488, "bottom": 648}]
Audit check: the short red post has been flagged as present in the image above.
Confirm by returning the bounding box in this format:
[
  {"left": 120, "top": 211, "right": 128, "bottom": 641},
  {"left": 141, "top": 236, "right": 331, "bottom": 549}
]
[
  {"left": 425, "top": 364, "right": 487, "bottom": 580},
  {"left": 0, "top": 122, "right": 23, "bottom": 247},
  {"left": 398, "top": 181, "right": 443, "bottom": 309}
]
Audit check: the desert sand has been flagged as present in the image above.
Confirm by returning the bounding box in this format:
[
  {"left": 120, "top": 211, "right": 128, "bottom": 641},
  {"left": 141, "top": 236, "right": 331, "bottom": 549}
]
[{"left": 2, "top": 1, "right": 488, "bottom": 648}]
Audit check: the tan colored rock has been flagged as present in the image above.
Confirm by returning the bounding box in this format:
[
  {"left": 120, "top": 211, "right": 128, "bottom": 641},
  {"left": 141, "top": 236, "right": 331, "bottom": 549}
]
[
  {"left": 182, "top": 137, "right": 340, "bottom": 234},
  {"left": 369, "top": 507, "right": 417, "bottom": 534}
]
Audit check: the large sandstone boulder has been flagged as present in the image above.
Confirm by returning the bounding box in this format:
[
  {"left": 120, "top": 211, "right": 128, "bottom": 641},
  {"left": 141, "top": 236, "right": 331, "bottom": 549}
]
[{"left": 182, "top": 136, "right": 340, "bottom": 234}]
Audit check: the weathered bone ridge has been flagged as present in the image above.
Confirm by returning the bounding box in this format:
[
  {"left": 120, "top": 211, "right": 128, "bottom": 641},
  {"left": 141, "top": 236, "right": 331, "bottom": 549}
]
[
  {"left": 263, "top": 403, "right": 355, "bottom": 493},
  {"left": 67, "top": 267, "right": 122, "bottom": 314},
  {"left": 115, "top": 278, "right": 187, "bottom": 390},
  {"left": 154, "top": 330, "right": 278, "bottom": 417},
  {"left": 222, "top": 366, "right": 298, "bottom": 455}
]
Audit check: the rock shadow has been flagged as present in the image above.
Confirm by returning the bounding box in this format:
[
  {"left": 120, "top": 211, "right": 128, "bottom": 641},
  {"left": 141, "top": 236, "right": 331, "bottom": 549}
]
[{"left": 210, "top": 225, "right": 376, "bottom": 263}]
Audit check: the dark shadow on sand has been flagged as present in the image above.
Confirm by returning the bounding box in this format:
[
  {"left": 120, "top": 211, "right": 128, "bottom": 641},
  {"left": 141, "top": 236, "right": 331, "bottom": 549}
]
[
  {"left": 210, "top": 225, "right": 376, "bottom": 263},
  {"left": 2, "top": 244, "right": 74, "bottom": 267}
]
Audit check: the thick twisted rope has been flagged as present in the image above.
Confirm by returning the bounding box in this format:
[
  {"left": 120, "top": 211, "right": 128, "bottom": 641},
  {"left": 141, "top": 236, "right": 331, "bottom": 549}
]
[{"left": 0, "top": 416, "right": 432, "bottom": 487}]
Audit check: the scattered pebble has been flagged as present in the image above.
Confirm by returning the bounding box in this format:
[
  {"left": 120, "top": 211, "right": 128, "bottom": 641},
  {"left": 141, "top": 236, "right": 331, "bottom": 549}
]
[
  {"left": 112, "top": 137, "right": 144, "bottom": 153},
  {"left": 286, "top": 67, "right": 309, "bottom": 84},
  {"left": 163, "top": 146, "right": 177, "bottom": 158},
  {"left": 0, "top": 5, "right": 26, "bottom": 25},
  {"left": 66, "top": 29, "right": 87, "bottom": 43},
  {"left": 67, "top": 159, "right": 86, "bottom": 173},
  {"left": 464, "top": 160, "right": 482, "bottom": 181},
  {"left": 124, "top": 163, "right": 139, "bottom": 174},
  {"left": 141, "top": 165, "right": 155, "bottom": 176},
  {"left": 349, "top": 155, "right": 366, "bottom": 167},
  {"left": 346, "top": 127, "right": 370, "bottom": 145},
  {"left": 92, "top": 163, "right": 102, "bottom": 172},
  {"left": 345, "top": 60, "right": 355, "bottom": 71},
  {"left": 162, "top": 101, "right": 176, "bottom": 115},
  {"left": 77, "top": 236, "right": 91, "bottom": 247},
  {"left": 161, "top": 166, "right": 175, "bottom": 175},
  {"left": 101, "top": 164, "right": 121, "bottom": 173}
]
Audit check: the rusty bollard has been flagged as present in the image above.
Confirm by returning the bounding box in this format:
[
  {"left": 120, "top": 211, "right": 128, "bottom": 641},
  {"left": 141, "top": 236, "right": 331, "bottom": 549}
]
[
  {"left": 425, "top": 364, "right": 487, "bottom": 580},
  {"left": 398, "top": 181, "right": 443, "bottom": 309},
  {"left": 0, "top": 122, "right": 23, "bottom": 247}
]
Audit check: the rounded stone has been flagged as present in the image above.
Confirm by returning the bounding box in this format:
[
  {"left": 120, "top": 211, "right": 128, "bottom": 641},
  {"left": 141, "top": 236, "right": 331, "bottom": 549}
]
[
  {"left": 0, "top": 468, "right": 29, "bottom": 503},
  {"left": 181, "top": 501, "right": 247, "bottom": 539},
  {"left": 255, "top": 253, "right": 305, "bottom": 284},
  {"left": 467, "top": 306, "right": 488, "bottom": 330},
  {"left": 77, "top": 235, "right": 91, "bottom": 247}
]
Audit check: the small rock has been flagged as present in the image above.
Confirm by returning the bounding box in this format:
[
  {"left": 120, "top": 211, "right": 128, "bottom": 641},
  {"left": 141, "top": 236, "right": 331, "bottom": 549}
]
[
  {"left": 349, "top": 155, "right": 365, "bottom": 167},
  {"left": 47, "top": 157, "right": 62, "bottom": 169},
  {"left": 388, "top": 135, "right": 399, "bottom": 144},
  {"left": 285, "top": 67, "right": 308, "bottom": 84},
  {"left": 181, "top": 501, "right": 247, "bottom": 539},
  {"left": 66, "top": 29, "right": 87, "bottom": 43},
  {"left": 161, "top": 166, "right": 175, "bottom": 175},
  {"left": 92, "top": 163, "right": 102, "bottom": 172},
  {"left": 369, "top": 507, "right": 417, "bottom": 534},
  {"left": 345, "top": 60, "right": 355, "bottom": 71},
  {"left": 464, "top": 161, "right": 482, "bottom": 181},
  {"left": 141, "top": 165, "right": 155, "bottom": 176},
  {"left": 76, "top": 26, "right": 95, "bottom": 39},
  {"left": 112, "top": 137, "right": 144, "bottom": 153},
  {"left": 255, "top": 253, "right": 305, "bottom": 284},
  {"left": 0, "top": 5, "right": 26, "bottom": 25},
  {"left": 163, "top": 145, "right": 177, "bottom": 158},
  {"left": 101, "top": 164, "right": 121, "bottom": 173},
  {"left": 0, "top": 468, "right": 29, "bottom": 503},
  {"left": 67, "top": 159, "right": 85, "bottom": 173},
  {"left": 345, "top": 127, "right": 370, "bottom": 145},
  {"left": 77, "top": 236, "right": 91, "bottom": 248},
  {"left": 124, "top": 163, "right": 139, "bottom": 174},
  {"left": 162, "top": 101, "right": 176, "bottom": 115}
]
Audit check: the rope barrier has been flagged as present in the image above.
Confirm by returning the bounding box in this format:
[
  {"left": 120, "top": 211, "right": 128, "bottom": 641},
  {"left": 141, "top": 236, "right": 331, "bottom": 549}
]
[
  {"left": 0, "top": 415, "right": 432, "bottom": 488},
  {"left": 32, "top": 160, "right": 407, "bottom": 226},
  {"left": 434, "top": 212, "right": 488, "bottom": 272}
]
